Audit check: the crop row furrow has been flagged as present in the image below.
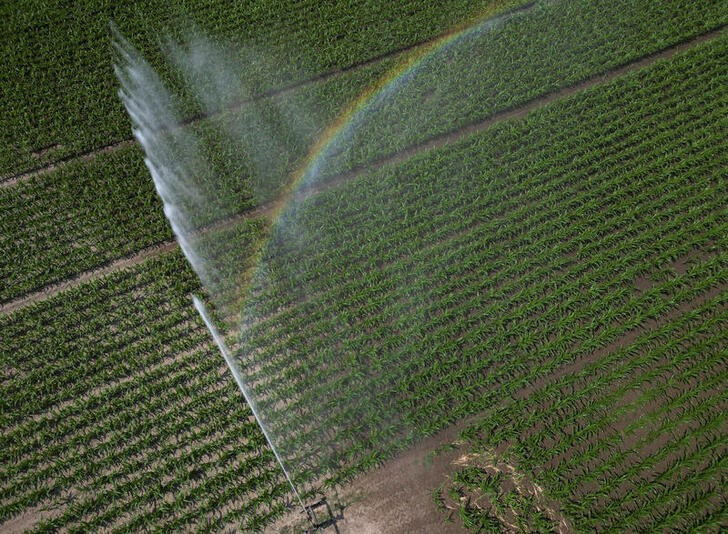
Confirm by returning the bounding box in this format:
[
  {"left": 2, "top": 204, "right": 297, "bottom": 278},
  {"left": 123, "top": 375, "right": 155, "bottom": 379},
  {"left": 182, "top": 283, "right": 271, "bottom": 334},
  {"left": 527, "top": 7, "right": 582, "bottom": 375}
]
[
  {"left": 244, "top": 170, "right": 725, "bottom": 407},
  {"left": 244, "top": 124, "right": 725, "bottom": 380}
]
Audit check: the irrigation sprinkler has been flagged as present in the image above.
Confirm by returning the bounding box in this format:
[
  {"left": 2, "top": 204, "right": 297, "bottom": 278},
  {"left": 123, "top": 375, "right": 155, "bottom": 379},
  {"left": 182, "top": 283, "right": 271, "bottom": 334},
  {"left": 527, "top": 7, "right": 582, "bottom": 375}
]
[
  {"left": 194, "top": 296, "right": 341, "bottom": 531},
  {"left": 192, "top": 296, "right": 311, "bottom": 519},
  {"left": 302, "top": 497, "right": 340, "bottom": 533}
]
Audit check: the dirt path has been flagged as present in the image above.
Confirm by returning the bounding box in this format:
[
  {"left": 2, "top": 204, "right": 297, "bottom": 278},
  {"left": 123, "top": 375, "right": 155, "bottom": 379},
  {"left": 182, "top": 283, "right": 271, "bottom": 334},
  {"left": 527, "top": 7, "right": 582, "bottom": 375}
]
[
  {"left": 0, "top": 241, "right": 177, "bottom": 315},
  {"left": 267, "top": 423, "right": 469, "bottom": 534},
  {"left": 3, "top": 24, "right": 724, "bottom": 317},
  {"left": 0, "top": 140, "right": 137, "bottom": 189},
  {"left": 266, "top": 416, "right": 572, "bottom": 533}
]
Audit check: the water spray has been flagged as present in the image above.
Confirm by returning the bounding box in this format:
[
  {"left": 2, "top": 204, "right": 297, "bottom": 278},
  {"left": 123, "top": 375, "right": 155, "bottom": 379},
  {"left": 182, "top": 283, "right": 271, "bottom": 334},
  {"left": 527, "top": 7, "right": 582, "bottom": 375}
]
[
  {"left": 192, "top": 295, "right": 309, "bottom": 520},
  {"left": 112, "top": 7, "right": 535, "bottom": 528}
]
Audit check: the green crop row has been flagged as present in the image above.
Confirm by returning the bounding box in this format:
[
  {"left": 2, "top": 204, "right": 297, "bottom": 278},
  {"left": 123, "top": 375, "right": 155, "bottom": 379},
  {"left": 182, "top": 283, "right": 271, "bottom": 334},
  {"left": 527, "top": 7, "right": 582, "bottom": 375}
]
[
  {"left": 247, "top": 73, "right": 724, "bottom": 396},
  {"left": 1, "top": 249, "right": 262, "bottom": 457},
  {"left": 214, "top": 38, "right": 727, "bottom": 486},
  {"left": 599, "top": 421, "right": 726, "bottom": 531},
  {"left": 449, "top": 295, "right": 726, "bottom": 531},
  {"left": 0, "top": 55, "right": 396, "bottom": 303},
  {"left": 250, "top": 183, "right": 724, "bottom": 468},
  {"left": 0, "top": 227, "right": 264, "bottom": 421},
  {"left": 236, "top": 40, "right": 726, "bottom": 387},
  {"left": 544, "top": 332, "right": 726, "bottom": 486},
  {"left": 448, "top": 285, "right": 726, "bottom": 526},
  {"left": 246, "top": 163, "right": 724, "bottom": 418},
  {"left": 258, "top": 227, "right": 726, "bottom": 480},
  {"left": 245, "top": 29, "right": 728, "bottom": 313},
  {"left": 506, "top": 305, "right": 727, "bottom": 483},
  {"left": 649, "top": 475, "right": 726, "bottom": 533},
  {"left": 3, "top": 10, "right": 726, "bottom": 531},
  {"left": 264, "top": 109, "right": 724, "bottom": 506},
  {"left": 312, "top": 0, "right": 728, "bottom": 181},
  {"left": 1, "top": 0, "right": 525, "bottom": 175},
  {"left": 531, "top": 335, "right": 725, "bottom": 499},
  {"left": 3, "top": 1, "right": 725, "bottom": 306},
  {"left": 252, "top": 110, "right": 723, "bottom": 339},
  {"left": 0, "top": 252, "right": 290, "bottom": 530}
]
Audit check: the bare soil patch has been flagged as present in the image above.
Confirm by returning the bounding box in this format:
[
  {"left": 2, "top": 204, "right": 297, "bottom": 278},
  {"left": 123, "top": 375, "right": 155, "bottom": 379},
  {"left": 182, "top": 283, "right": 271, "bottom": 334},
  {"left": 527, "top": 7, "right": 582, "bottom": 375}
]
[
  {"left": 268, "top": 424, "right": 468, "bottom": 534},
  {"left": 0, "top": 490, "right": 76, "bottom": 534}
]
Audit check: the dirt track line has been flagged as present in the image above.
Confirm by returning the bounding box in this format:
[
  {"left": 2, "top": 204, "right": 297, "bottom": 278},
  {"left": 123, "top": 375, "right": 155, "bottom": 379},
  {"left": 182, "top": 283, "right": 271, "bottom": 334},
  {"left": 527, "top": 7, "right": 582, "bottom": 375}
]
[
  {"left": 0, "top": 47, "right": 407, "bottom": 189},
  {"left": 0, "top": 199, "right": 281, "bottom": 316},
  {"left": 0, "top": 3, "right": 537, "bottom": 189},
  {"left": 0, "top": 140, "right": 136, "bottom": 189},
  {"left": 519, "top": 277, "right": 727, "bottom": 402},
  {"left": 2, "top": 25, "right": 723, "bottom": 317},
  {"left": 313, "top": 24, "right": 727, "bottom": 184},
  {"left": 0, "top": 241, "right": 177, "bottom": 316}
]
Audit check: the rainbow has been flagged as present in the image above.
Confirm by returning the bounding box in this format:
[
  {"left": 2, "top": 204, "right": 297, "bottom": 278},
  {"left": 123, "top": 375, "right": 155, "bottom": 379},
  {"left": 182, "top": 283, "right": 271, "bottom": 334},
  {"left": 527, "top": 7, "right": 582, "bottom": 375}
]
[
  {"left": 230, "top": 4, "right": 528, "bottom": 313},
  {"left": 258, "top": 2, "right": 535, "bottom": 241},
  {"left": 263, "top": 4, "right": 525, "bottom": 230}
]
